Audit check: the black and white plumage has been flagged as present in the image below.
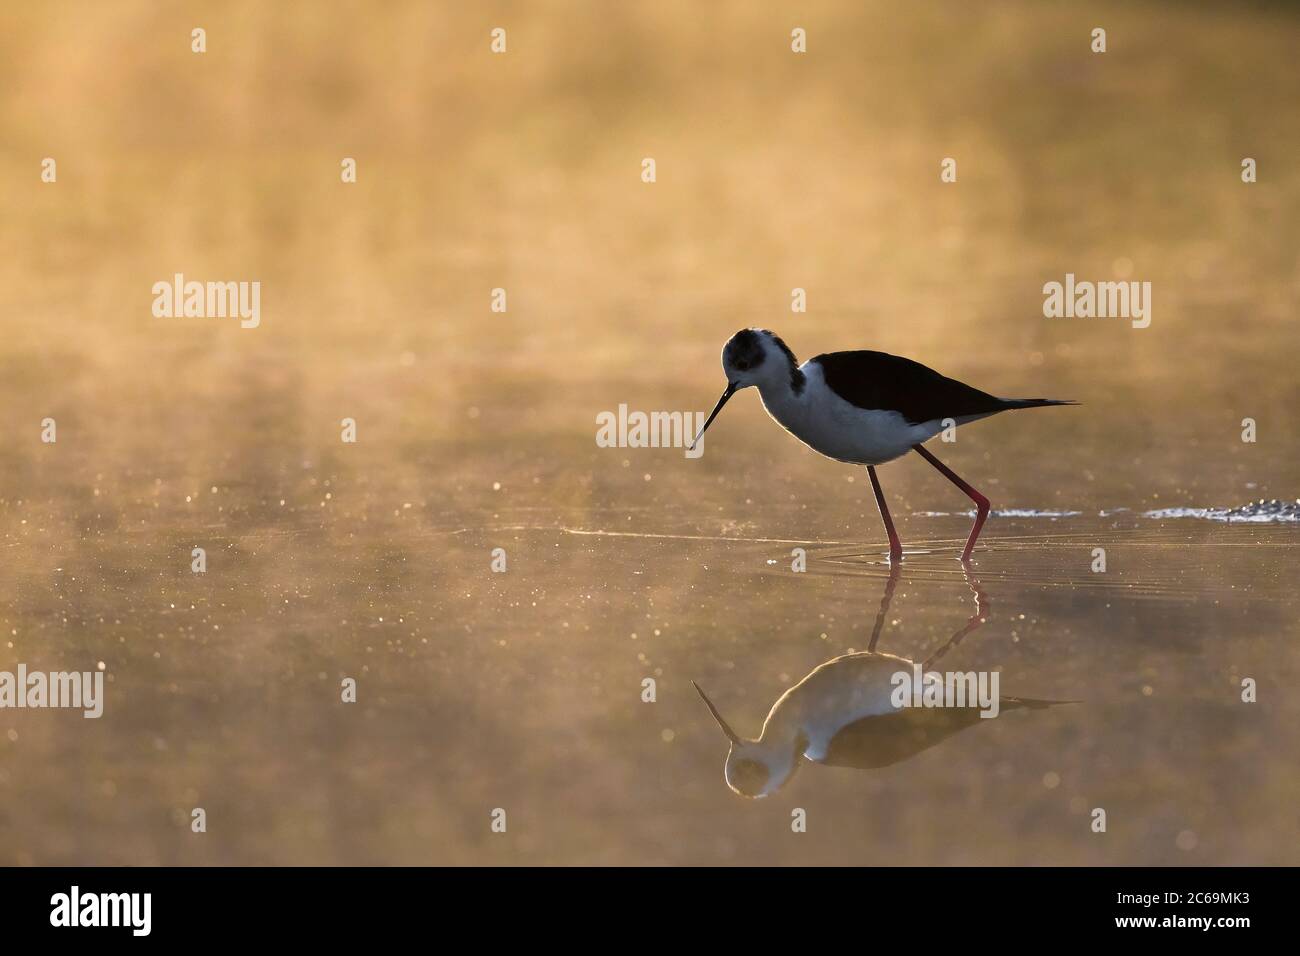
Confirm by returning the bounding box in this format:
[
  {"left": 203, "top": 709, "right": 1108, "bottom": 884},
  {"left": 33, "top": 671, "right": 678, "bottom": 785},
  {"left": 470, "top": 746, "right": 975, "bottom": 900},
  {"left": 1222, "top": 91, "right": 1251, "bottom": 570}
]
[
  {"left": 693, "top": 566, "right": 1078, "bottom": 798},
  {"left": 814, "top": 349, "right": 1070, "bottom": 429},
  {"left": 694, "top": 651, "right": 1072, "bottom": 799},
  {"left": 692, "top": 328, "right": 1076, "bottom": 562}
]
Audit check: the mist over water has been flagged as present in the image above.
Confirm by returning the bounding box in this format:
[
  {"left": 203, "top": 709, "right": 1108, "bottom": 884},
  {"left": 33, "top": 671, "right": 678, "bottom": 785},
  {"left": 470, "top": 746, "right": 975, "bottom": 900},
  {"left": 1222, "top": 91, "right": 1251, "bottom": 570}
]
[{"left": 1, "top": 1, "right": 1297, "bottom": 864}]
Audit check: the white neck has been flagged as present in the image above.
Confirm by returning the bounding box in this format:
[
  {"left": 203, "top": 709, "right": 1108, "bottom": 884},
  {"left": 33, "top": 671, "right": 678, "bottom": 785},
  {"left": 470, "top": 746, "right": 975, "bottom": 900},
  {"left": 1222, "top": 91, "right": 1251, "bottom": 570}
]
[{"left": 755, "top": 370, "right": 808, "bottom": 431}]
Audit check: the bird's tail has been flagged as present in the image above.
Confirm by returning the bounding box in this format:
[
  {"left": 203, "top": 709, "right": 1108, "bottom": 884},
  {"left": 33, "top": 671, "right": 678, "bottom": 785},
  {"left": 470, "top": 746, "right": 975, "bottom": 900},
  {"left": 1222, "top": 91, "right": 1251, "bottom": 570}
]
[
  {"left": 1001, "top": 397, "right": 1079, "bottom": 410},
  {"left": 1003, "top": 696, "right": 1081, "bottom": 710}
]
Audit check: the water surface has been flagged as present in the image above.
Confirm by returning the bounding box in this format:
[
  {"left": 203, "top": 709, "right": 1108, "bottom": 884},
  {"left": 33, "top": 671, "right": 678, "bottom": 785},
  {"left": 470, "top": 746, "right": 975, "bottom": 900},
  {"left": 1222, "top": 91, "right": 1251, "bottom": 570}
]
[{"left": 1, "top": 0, "right": 1298, "bottom": 865}]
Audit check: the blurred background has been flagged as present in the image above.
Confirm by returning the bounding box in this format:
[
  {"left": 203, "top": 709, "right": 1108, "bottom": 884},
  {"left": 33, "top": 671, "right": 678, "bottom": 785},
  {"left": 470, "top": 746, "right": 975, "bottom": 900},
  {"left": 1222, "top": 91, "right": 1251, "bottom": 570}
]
[{"left": 0, "top": 1, "right": 1297, "bottom": 864}]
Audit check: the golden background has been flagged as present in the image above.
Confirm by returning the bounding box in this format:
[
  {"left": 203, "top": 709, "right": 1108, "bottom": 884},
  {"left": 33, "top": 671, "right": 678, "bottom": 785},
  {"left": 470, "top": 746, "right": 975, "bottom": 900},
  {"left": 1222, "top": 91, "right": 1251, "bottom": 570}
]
[{"left": 0, "top": 1, "right": 1297, "bottom": 864}]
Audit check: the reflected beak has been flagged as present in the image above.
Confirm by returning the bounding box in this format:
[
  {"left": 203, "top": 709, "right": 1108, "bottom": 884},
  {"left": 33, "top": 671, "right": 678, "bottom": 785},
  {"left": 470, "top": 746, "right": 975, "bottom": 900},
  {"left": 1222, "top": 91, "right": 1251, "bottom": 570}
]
[
  {"left": 689, "top": 382, "right": 738, "bottom": 451},
  {"left": 692, "top": 681, "right": 740, "bottom": 745}
]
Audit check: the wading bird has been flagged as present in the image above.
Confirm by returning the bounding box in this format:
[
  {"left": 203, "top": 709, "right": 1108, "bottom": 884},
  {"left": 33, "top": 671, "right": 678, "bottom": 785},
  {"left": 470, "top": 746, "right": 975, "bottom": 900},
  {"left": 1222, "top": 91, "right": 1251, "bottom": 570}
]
[
  {"left": 693, "top": 566, "right": 1076, "bottom": 798},
  {"left": 693, "top": 656, "right": 1071, "bottom": 799},
  {"left": 690, "top": 329, "right": 1075, "bottom": 562}
]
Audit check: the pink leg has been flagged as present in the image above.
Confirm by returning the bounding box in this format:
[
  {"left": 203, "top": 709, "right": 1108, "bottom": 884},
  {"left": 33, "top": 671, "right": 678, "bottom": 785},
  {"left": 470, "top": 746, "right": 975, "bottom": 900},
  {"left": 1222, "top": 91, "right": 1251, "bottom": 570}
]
[
  {"left": 923, "top": 568, "right": 989, "bottom": 669},
  {"left": 912, "top": 444, "right": 990, "bottom": 563},
  {"left": 867, "top": 465, "right": 903, "bottom": 564},
  {"left": 867, "top": 561, "right": 902, "bottom": 652}
]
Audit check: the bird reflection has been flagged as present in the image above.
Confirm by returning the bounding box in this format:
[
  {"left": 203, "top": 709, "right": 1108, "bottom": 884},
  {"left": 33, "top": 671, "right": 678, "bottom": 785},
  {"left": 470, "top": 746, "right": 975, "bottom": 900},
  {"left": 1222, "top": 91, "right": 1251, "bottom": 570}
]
[{"left": 693, "top": 565, "right": 1075, "bottom": 798}]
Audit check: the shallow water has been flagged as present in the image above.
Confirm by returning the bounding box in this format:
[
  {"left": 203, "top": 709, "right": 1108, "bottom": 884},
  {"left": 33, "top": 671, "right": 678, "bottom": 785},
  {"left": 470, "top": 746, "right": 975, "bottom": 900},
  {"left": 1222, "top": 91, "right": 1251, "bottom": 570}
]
[
  {"left": 3, "top": 489, "right": 1297, "bottom": 865},
  {"left": 2, "top": 1, "right": 1299, "bottom": 865}
]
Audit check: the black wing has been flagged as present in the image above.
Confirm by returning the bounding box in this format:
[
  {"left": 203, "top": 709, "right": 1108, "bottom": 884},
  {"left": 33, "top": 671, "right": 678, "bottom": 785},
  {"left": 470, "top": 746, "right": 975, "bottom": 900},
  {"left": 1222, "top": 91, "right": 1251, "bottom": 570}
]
[
  {"left": 812, "top": 350, "right": 1009, "bottom": 425},
  {"left": 819, "top": 697, "right": 1071, "bottom": 771},
  {"left": 820, "top": 708, "right": 986, "bottom": 770}
]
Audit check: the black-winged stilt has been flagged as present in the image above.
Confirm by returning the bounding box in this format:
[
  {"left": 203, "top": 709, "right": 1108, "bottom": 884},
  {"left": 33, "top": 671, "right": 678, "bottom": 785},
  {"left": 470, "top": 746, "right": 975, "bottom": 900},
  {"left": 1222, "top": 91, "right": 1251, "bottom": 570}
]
[
  {"left": 693, "top": 662, "right": 1069, "bottom": 799},
  {"left": 689, "top": 329, "right": 1076, "bottom": 563},
  {"left": 692, "top": 566, "right": 1076, "bottom": 798}
]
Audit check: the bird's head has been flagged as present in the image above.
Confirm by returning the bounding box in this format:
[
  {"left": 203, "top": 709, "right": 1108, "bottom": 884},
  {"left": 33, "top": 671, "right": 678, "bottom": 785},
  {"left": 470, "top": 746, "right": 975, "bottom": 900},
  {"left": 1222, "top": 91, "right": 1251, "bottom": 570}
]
[
  {"left": 721, "top": 327, "right": 797, "bottom": 390},
  {"left": 690, "top": 329, "right": 800, "bottom": 450},
  {"left": 692, "top": 681, "right": 799, "bottom": 799}
]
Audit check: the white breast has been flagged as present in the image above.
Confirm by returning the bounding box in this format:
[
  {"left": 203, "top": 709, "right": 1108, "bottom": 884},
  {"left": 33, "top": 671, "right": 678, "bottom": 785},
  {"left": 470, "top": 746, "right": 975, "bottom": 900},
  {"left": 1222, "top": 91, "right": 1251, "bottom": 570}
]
[
  {"left": 757, "top": 363, "right": 942, "bottom": 466},
  {"left": 765, "top": 652, "right": 911, "bottom": 762}
]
